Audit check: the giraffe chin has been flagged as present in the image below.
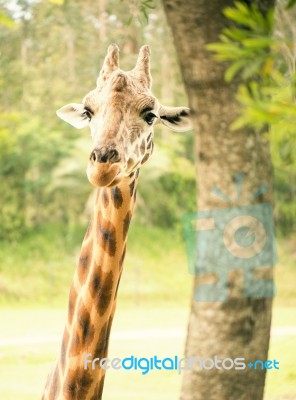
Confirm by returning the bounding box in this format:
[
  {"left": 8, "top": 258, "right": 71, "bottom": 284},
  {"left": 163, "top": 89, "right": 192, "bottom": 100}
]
[{"left": 86, "top": 162, "right": 121, "bottom": 187}]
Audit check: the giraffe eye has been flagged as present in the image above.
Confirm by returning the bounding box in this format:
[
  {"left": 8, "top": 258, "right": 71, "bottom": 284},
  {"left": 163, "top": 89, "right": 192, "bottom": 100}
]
[
  {"left": 82, "top": 109, "right": 93, "bottom": 121},
  {"left": 144, "top": 112, "right": 156, "bottom": 125}
]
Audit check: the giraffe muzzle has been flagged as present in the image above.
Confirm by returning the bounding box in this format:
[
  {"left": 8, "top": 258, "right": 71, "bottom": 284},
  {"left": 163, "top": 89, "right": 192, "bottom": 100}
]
[{"left": 87, "top": 147, "right": 122, "bottom": 187}]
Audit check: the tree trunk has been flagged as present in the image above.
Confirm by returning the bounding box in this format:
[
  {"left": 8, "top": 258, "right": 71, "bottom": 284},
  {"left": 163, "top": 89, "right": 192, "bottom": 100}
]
[{"left": 161, "top": 1, "right": 275, "bottom": 399}]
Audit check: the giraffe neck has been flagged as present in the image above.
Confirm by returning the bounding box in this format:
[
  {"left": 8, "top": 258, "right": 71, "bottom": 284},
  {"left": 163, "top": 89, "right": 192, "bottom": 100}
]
[{"left": 42, "top": 172, "right": 138, "bottom": 400}]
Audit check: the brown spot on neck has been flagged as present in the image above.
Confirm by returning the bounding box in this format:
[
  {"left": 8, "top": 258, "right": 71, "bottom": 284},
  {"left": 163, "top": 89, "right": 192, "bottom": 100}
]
[
  {"left": 111, "top": 187, "right": 123, "bottom": 208},
  {"left": 129, "top": 179, "right": 136, "bottom": 197},
  {"left": 78, "top": 246, "right": 92, "bottom": 284},
  {"left": 69, "top": 302, "right": 95, "bottom": 357},
  {"left": 123, "top": 211, "right": 132, "bottom": 241},
  {"left": 97, "top": 212, "right": 117, "bottom": 257},
  {"left": 78, "top": 305, "right": 95, "bottom": 345},
  {"left": 89, "top": 269, "right": 114, "bottom": 317}
]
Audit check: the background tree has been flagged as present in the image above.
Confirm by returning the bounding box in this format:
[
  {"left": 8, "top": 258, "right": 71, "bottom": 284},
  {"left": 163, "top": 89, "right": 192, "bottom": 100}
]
[
  {"left": 162, "top": 0, "right": 275, "bottom": 399},
  {"left": 207, "top": 0, "right": 296, "bottom": 235}
]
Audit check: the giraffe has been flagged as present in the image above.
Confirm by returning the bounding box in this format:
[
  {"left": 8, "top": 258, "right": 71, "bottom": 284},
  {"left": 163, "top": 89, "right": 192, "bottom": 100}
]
[{"left": 42, "top": 44, "right": 191, "bottom": 400}]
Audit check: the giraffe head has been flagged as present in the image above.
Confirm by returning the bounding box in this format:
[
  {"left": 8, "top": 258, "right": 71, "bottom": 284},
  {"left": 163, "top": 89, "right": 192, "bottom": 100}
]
[{"left": 56, "top": 44, "right": 191, "bottom": 187}]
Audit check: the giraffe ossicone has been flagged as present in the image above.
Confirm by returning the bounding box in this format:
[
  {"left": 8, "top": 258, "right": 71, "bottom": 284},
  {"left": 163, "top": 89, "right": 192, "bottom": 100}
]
[{"left": 42, "top": 44, "right": 191, "bottom": 400}]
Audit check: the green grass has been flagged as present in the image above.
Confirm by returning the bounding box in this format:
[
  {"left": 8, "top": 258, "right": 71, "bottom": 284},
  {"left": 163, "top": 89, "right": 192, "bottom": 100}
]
[
  {"left": 273, "top": 236, "right": 296, "bottom": 307},
  {"left": 1, "top": 222, "right": 294, "bottom": 309},
  {"left": 266, "top": 332, "right": 296, "bottom": 400},
  {"left": 0, "top": 221, "right": 191, "bottom": 307},
  {"left": 0, "top": 225, "right": 295, "bottom": 398},
  {"left": 0, "top": 223, "right": 84, "bottom": 305},
  {"left": 0, "top": 307, "right": 295, "bottom": 400}
]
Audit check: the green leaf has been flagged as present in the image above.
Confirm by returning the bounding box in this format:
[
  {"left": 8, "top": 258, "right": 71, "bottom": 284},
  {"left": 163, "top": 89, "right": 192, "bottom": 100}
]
[
  {"left": 241, "top": 37, "right": 273, "bottom": 49},
  {"left": 223, "top": 7, "right": 252, "bottom": 27},
  {"left": 206, "top": 42, "right": 243, "bottom": 59},
  {"left": 225, "top": 60, "right": 246, "bottom": 82},
  {"left": 223, "top": 27, "right": 248, "bottom": 41}
]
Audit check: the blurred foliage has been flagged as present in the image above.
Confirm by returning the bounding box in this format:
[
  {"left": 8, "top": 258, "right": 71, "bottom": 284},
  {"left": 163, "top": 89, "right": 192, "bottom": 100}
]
[
  {"left": 122, "top": 0, "right": 156, "bottom": 24},
  {"left": 0, "top": 0, "right": 295, "bottom": 241},
  {"left": 0, "top": 0, "right": 193, "bottom": 241},
  {"left": 0, "top": 9, "right": 17, "bottom": 29},
  {"left": 138, "top": 137, "right": 196, "bottom": 230},
  {"left": 0, "top": 111, "right": 71, "bottom": 239},
  {"left": 207, "top": 0, "right": 296, "bottom": 234}
]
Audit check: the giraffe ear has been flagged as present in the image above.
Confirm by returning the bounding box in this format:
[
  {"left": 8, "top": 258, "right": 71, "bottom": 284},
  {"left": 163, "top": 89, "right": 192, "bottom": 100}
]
[
  {"left": 56, "top": 103, "right": 90, "bottom": 129},
  {"left": 158, "top": 106, "right": 192, "bottom": 132}
]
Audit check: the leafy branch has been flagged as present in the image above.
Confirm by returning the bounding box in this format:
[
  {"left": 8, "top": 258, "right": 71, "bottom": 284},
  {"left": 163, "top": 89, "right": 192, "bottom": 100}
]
[{"left": 207, "top": 1, "right": 296, "bottom": 169}]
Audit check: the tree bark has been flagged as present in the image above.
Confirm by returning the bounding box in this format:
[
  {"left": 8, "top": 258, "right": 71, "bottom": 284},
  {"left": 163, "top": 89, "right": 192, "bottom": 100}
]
[{"left": 161, "top": 1, "right": 275, "bottom": 399}]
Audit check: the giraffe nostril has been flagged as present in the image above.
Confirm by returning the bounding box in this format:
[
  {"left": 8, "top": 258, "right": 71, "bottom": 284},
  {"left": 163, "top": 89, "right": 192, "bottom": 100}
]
[
  {"left": 90, "top": 150, "right": 97, "bottom": 162},
  {"left": 100, "top": 153, "right": 109, "bottom": 163}
]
